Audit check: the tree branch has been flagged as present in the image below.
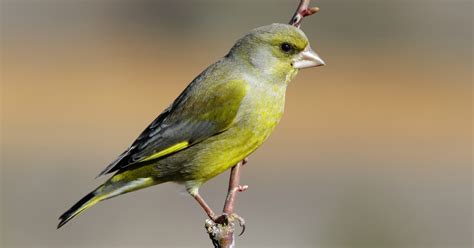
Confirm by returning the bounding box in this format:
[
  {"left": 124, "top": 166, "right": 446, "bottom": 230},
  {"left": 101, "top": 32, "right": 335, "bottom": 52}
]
[
  {"left": 204, "top": 1, "right": 321, "bottom": 246},
  {"left": 205, "top": 159, "right": 247, "bottom": 248},
  {"left": 223, "top": 159, "right": 248, "bottom": 215},
  {"left": 289, "top": 0, "right": 320, "bottom": 28}
]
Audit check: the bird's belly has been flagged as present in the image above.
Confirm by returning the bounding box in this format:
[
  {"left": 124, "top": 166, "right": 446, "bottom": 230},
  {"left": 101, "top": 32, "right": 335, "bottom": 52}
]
[{"left": 185, "top": 93, "right": 286, "bottom": 182}]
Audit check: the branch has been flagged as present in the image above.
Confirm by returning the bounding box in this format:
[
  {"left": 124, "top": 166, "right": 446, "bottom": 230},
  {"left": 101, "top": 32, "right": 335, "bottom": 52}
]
[
  {"left": 205, "top": 159, "right": 248, "bottom": 248},
  {"left": 289, "top": 0, "right": 320, "bottom": 28},
  {"left": 223, "top": 159, "right": 248, "bottom": 215},
  {"left": 203, "top": 2, "right": 322, "bottom": 246}
]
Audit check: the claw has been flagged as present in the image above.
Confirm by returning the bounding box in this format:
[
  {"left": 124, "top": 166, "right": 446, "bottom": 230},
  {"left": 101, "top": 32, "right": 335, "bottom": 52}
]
[
  {"left": 211, "top": 213, "right": 246, "bottom": 236},
  {"left": 231, "top": 213, "right": 246, "bottom": 236}
]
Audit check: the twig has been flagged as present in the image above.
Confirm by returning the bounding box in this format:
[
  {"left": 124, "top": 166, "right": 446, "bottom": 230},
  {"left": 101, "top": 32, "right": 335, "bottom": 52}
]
[
  {"left": 204, "top": 2, "right": 320, "bottom": 246},
  {"left": 289, "top": 0, "right": 320, "bottom": 28},
  {"left": 205, "top": 159, "right": 248, "bottom": 248},
  {"left": 223, "top": 159, "right": 248, "bottom": 215}
]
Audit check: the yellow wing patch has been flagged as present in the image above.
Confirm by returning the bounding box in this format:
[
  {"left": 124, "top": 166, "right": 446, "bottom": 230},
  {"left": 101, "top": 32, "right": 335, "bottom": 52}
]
[{"left": 140, "top": 141, "right": 189, "bottom": 162}]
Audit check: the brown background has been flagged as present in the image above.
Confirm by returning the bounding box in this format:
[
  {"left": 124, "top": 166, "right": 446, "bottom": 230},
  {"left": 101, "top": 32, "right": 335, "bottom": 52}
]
[{"left": 1, "top": 0, "right": 472, "bottom": 247}]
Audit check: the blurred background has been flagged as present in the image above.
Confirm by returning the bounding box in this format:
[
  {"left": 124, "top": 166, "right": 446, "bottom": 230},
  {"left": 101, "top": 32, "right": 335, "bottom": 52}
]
[{"left": 1, "top": 0, "right": 472, "bottom": 247}]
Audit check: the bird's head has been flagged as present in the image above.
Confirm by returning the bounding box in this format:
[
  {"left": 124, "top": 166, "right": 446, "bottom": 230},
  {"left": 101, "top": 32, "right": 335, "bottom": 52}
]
[{"left": 228, "top": 23, "right": 324, "bottom": 82}]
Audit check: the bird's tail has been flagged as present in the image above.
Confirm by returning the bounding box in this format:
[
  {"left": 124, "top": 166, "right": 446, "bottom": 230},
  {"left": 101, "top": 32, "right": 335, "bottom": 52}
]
[{"left": 57, "top": 176, "right": 156, "bottom": 229}]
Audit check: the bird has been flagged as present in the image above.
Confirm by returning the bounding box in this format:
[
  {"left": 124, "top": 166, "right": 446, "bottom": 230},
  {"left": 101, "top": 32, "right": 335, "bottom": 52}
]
[{"left": 57, "top": 23, "right": 325, "bottom": 228}]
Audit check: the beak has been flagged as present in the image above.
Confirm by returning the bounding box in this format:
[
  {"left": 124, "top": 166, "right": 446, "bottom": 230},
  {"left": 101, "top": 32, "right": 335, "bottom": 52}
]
[{"left": 293, "top": 46, "right": 325, "bottom": 69}]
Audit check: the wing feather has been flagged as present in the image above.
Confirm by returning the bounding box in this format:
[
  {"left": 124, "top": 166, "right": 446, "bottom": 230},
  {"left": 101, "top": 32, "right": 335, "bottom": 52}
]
[{"left": 97, "top": 77, "right": 248, "bottom": 177}]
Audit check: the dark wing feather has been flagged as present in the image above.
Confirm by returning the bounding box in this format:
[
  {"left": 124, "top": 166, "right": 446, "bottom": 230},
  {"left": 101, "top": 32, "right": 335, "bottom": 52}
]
[{"left": 97, "top": 77, "right": 248, "bottom": 177}]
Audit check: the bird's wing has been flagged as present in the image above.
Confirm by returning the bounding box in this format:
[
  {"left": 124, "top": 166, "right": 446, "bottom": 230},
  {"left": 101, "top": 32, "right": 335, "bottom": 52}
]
[{"left": 97, "top": 79, "right": 248, "bottom": 177}]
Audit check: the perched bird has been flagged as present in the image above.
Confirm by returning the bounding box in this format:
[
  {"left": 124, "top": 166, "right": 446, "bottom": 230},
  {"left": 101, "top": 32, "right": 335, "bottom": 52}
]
[{"left": 58, "top": 23, "right": 324, "bottom": 228}]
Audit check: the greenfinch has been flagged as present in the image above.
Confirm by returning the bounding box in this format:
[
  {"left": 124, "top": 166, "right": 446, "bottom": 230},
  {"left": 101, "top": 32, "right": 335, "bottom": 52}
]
[{"left": 58, "top": 23, "right": 324, "bottom": 228}]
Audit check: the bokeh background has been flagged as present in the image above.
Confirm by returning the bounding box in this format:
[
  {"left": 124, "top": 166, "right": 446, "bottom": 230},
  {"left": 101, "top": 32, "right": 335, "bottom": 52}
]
[{"left": 1, "top": 0, "right": 472, "bottom": 247}]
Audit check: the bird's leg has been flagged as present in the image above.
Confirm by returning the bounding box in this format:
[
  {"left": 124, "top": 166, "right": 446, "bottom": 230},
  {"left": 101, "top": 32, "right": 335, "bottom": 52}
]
[
  {"left": 193, "top": 193, "right": 217, "bottom": 221},
  {"left": 192, "top": 158, "right": 248, "bottom": 223}
]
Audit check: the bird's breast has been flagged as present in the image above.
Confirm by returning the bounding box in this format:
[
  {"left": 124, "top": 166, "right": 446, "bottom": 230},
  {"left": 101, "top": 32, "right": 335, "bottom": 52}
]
[
  {"left": 231, "top": 81, "right": 287, "bottom": 152},
  {"left": 184, "top": 81, "right": 287, "bottom": 182}
]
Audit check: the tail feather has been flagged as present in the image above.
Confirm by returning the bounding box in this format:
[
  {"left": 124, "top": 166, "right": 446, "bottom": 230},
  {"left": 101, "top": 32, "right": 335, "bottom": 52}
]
[
  {"left": 57, "top": 186, "right": 104, "bottom": 229},
  {"left": 57, "top": 176, "right": 157, "bottom": 229}
]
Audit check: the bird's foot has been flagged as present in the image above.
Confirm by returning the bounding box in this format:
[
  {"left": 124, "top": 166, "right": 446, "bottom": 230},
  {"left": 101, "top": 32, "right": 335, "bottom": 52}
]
[
  {"left": 231, "top": 213, "right": 246, "bottom": 236},
  {"left": 207, "top": 212, "right": 246, "bottom": 236}
]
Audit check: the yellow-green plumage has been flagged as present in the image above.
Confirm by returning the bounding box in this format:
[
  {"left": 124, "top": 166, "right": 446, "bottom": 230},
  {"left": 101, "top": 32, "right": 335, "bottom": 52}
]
[{"left": 58, "top": 23, "right": 324, "bottom": 228}]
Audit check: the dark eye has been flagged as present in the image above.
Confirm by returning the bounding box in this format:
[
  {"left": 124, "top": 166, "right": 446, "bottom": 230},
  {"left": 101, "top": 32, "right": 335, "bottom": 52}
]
[{"left": 280, "top": 42, "right": 293, "bottom": 53}]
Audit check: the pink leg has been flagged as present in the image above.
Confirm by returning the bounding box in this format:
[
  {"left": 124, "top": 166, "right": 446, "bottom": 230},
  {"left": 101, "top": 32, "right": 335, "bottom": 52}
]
[{"left": 193, "top": 193, "right": 217, "bottom": 221}]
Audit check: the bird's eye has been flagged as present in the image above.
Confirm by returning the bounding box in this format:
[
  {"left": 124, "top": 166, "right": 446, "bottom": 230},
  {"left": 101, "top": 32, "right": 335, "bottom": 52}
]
[{"left": 280, "top": 42, "right": 293, "bottom": 53}]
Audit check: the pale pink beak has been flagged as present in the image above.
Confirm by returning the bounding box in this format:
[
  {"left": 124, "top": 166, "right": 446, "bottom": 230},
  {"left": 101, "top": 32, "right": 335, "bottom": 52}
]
[{"left": 293, "top": 45, "right": 325, "bottom": 69}]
